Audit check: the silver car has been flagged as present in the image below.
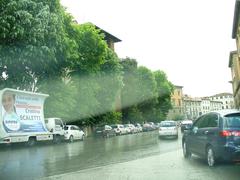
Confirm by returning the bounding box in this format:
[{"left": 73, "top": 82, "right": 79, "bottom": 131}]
[{"left": 159, "top": 120, "right": 178, "bottom": 139}]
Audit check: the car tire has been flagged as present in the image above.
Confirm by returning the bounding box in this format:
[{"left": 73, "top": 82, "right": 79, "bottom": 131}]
[
  {"left": 183, "top": 141, "right": 191, "bottom": 158},
  {"left": 69, "top": 135, "right": 74, "bottom": 143},
  {"left": 206, "top": 146, "right": 216, "bottom": 167},
  {"left": 53, "top": 135, "right": 62, "bottom": 144},
  {"left": 26, "top": 137, "right": 36, "bottom": 146}
]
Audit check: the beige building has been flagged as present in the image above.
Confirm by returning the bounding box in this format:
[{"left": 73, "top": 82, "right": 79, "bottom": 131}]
[
  {"left": 230, "top": 1, "right": 240, "bottom": 108},
  {"left": 183, "top": 95, "right": 223, "bottom": 120},
  {"left": 183, "top": 95, "right": 201, "bottom": 120},
  {"left": 167, "top": 85, "right": 184, "bottom": 120},
  {"left": 229, "top": 51, "right": 240, "bottom": 108},
  {"left": 209, "top": 93, "right": 234, "bottom": 109}
]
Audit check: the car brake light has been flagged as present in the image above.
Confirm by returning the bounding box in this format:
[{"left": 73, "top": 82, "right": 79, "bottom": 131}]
[{"left": 220, "top": 130, "right": 240, "bottom": 137}]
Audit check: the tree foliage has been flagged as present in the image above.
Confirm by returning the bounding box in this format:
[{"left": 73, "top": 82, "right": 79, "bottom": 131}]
[
  {"left": 121, "top": 58, "right": 173, "bottom": 123},
  {"left": 0, "top": 1, "right": 174, "bottom": 126},
  {"left": 0, "top": 0, "right": 70, "bottom": 90}
]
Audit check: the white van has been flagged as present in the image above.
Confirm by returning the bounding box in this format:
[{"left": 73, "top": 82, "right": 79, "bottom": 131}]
[{"left": 44, "top": 118, "right": 65, "bottom": 143}]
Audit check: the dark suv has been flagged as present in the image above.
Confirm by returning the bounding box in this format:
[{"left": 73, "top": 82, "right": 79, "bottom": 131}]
[
  {"left": 94, "top": 125, "right": 116, "bottom": 138},
  {"left": 182, "top": 109, "right": 240, "bottom": 166}
]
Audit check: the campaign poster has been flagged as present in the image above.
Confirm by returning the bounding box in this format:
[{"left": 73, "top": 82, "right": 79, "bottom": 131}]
[{"left": 2, "top": 91, "right": 47, "bottom": 133}]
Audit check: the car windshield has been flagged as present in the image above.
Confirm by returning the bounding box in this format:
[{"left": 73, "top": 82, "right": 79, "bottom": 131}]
[
  {"left": 181, "top": 121, "right": 193, "bottom": 125},
  {"left": 160, "top": 122, "right": 176, "bottom": 127},
  {"left": 95, "top": 126, "right": 104, "bottom": 131}
]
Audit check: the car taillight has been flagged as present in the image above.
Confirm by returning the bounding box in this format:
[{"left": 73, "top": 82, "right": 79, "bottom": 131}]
[{"left": 220, "top": 130, "right": 240, "bottom": 137}]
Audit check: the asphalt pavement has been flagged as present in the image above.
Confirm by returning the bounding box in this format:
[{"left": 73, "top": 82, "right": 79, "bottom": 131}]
[
  {"left": 42, "top": 149, "right": 240, "bottom": 180},
  {"left": 0, "top": 131, "right": 239, "bottom": 180}
]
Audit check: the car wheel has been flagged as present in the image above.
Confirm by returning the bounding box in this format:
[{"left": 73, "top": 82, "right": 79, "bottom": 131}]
[
  {"left": 207, "top": 146, "right": 216, "bottom": 167},
  {"left": 183, "top": 141, "right": 191, "bottom": 158},
  {"left": 26, "top": 137, "right": 36, "bottom": 146},
  {"left": 53, "top": 135, "right": 62, "bottom": 144},
  {"left": 69, "top": 135, "right": 74, "bottom": 143}
]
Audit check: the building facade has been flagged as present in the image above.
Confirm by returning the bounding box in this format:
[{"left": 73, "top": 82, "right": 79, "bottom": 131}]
[
  {"left": 183, "top": 96, "right": 201, "bottom": 120},
  {"left": 230, "top": 0, "right": 240, "bottom": 108},
  {"left": 209, "top": 93, "right": 234, "bottom": 110},
  {"left": 167, "top": 85, "right": 184, "bottom": 120},
  {"left": 183, "top": 96, "right": 223, "bottom": 120}
]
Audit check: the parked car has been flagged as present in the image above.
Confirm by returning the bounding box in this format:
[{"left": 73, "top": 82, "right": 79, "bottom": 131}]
[
  {"left": 180, "top": 120, "right": 193, "bottom": 133},
  {"left": 124, "top": 124, "right": 132, "bottom": 134},
  {"left": 94, "top": 125, "right": 116, "bottom": 138},
  {"left": 142, "top": 123, "right": 154, "bottom": 132},
  {"left": 135, "top": 123, "right": 143, "bottom": 132},
  {"left": 129, "top": 124, "right": 138, "bottom": 133},
  {"left": 148, "top": 122, "right": 158, "bottom": 130},
  {"left": 110, "top": 124, "right": 128, "bottom": 135},
  {"left": 159, "top": 120, "right": 178, "bottom": 139},
  {"left": 64, "top": 125, "right": 85, "bottom": 142},
  {"left": 182, "top": 109, "right": 240, "bottom": 167}
]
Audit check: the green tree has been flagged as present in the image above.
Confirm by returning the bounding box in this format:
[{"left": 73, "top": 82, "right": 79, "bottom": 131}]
[
  {"left": 0, "top": 0, "right": 71, "bottom": 90},
  {"left": 135, "top": 66, "right": 157, "bottom": 121},
  {"left": 121, "top": 58, "right": 140, "bottom": 123},
  {"left": 67, "top": 23, "right": 123, "bottom": 124},
  {"left": 154, "top": 70, "right": 174, "bottom": 121},
  {"left": 41, "top": 79, "right": 78, "bottom": 122}
]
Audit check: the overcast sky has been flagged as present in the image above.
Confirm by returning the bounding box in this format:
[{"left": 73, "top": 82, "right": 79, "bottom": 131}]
[{"left": 61, "top": 0, "right": 236, "bottom": 97}]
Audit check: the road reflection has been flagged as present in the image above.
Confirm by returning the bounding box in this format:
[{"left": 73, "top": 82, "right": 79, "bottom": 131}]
[{"left": 0, "top": 131, "right": 181, "bottom": 179}]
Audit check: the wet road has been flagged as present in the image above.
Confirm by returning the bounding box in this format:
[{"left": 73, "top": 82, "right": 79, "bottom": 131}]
[{"left": 0, "top": 131, "right": 239, "bottom": 180}]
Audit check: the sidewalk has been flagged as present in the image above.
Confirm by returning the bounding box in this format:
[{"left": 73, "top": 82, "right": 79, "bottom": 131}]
[{"left": 42, "top": 149, "right": 240, "bottom": 180}]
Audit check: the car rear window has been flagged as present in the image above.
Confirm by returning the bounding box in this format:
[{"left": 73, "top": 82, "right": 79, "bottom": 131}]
[
  {"left": 160, "top": 122, "right": 176, "bottom": 127},
  {"left": 96, "top": 127, "right": 104, "bottom": 131},
  {"left": 224, "top": 113, "right": 240, "bottom": 128}
]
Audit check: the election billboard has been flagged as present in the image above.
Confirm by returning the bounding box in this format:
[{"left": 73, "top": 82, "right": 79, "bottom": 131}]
[{"left": 2, "top": 90, "right": 48, "bottom": 133}]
